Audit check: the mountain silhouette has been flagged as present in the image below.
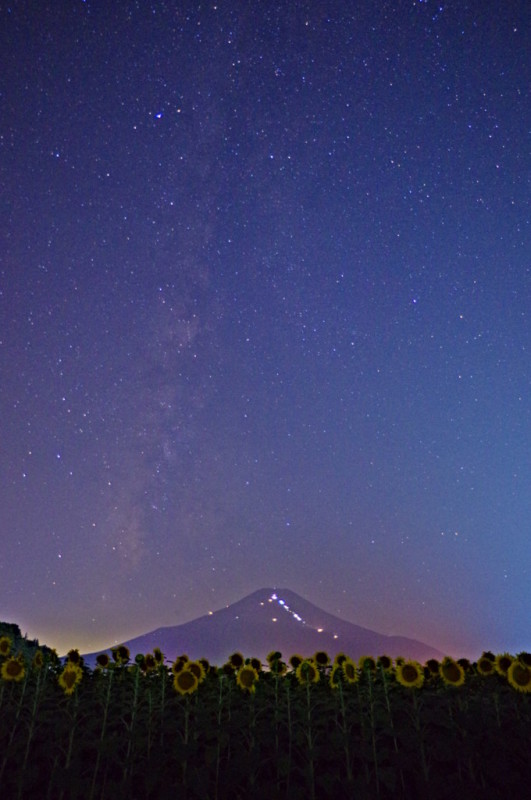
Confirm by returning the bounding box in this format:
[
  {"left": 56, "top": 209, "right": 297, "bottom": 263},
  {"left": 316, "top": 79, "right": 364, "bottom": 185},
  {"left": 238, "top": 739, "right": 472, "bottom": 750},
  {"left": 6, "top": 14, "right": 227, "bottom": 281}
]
[{"left": 82, "top": 587, "right": 444, "bottom": 666}]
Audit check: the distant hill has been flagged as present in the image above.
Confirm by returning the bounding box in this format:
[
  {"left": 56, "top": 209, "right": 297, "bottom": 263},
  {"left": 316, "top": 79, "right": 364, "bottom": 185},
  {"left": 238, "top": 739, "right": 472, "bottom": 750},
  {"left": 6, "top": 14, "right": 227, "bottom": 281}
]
[{"left": 82, "top": 587, "right": 444, "bottom": 666}]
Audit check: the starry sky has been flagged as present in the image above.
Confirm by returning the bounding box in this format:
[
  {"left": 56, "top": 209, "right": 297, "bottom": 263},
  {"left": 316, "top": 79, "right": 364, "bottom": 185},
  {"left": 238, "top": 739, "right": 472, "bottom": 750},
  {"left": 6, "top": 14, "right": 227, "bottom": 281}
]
[{"left": 1, "top": 1, "right": 529, "bottom": 659}]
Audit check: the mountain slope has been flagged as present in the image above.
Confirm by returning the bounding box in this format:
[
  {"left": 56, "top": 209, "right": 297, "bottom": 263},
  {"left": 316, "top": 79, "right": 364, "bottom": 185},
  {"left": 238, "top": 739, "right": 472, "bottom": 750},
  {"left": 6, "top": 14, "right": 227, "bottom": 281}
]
[{"left": 82, "top": 587, "right": 443, "bottom": 666}]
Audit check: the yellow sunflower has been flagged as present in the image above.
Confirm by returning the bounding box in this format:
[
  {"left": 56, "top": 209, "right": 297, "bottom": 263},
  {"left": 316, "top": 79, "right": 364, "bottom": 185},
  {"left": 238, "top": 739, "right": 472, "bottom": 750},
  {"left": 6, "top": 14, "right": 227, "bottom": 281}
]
[
  {"left": 267, "top": 650, "right": 282, "bottom": 664},
  {"left": 58, "top": 663, "right": 83, "bottom": 695},
  {"left": 329, "top": 665, "right": 343, "bottom": 689},
  {"left": 0, "top": 636, "right": 12, "bottom": 657},
  {"left": 396, "top": 660, "right": 424, "bottom": 689},
  {"left": 494, "top": 653, "right": 513, "bottom": 677},
  {"left": 476, "top": 655, "right": 496, "bottom": 677},
  {"left": 173, "top": 667, "right": 199, "bottom": 695},
  {"left": 236, "top": 665, "right": 259, "bottom": 693},
  {"left": 296, "top": 659, "right": 320, "bottom": 685},
  {"left": 111, "top": 645, "right": 130, "bottom": 665},
  {"left": 32, "top": 650, "right": 44, "bottom": 670},
  {"left": 439, "top": 657, "right": 465, "bottom": 687},
  {"left": 186, "top": 660, "right": 206, "bottom": 683},
  {"left": 507, "top": 660, "right": 531, "bottom": 693},
  {"left": 358, "top": 656, "right": 377, "bottom": 673},
  {"left": 341, "top": 657, "right": 359, "bottom": 684},
  {"left": 1, "top": 656, "right": 25, "bottom": 682},
  {"left": 172, "top": 655, "right": 190, "bottom": 674}
]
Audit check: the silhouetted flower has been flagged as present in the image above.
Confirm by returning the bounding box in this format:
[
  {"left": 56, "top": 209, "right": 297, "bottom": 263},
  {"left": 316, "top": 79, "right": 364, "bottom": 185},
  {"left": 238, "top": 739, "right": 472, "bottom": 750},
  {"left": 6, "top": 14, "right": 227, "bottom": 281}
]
[
  {"left": 341, "top": 658, "right": 359, "bottom": 684},
  {"left": 495, "top": 653, "right": 513, "bottom": 676},
  {"left": 96, "top": 653, "right": 110, "bottom": 669},
  {"left": 476, "top": 655, "right": 495, "bottom": 676},
  {"left": 228, "top": 652, "right": 245, "bottom": 669}
]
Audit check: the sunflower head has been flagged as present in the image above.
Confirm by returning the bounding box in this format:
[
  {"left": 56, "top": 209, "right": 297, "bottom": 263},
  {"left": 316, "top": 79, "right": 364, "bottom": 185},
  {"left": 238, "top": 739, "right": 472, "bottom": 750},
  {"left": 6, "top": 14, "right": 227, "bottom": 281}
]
[
  {"left": 269, "top": 658, "right": 287, "bottom": 675},
  {"left": 358, "top": 656, "right": 377, "bottom": 673},
  {"left": 1, "top": 655, "right": 25, "bottom": 682},
  {"left": 173, "top": 667, "right": 199, "bottom": 695},
  {"left": 186, "top": 660, "right": 206, "bottom": 683},
  {"left": 58, "top": 663, "right": 83, "bottom": 695},
  {"left": 329, "top": 665, "right": 343, "bottom": 689},
  {"left": 289, "top": 654, "right": 304, "bottom": 670},
  {"left": 425, "top": 659, "right": 440, "bottom": 675},
  {"left": 341, "top": 657, "right": 359, "bottom": 684},
  {"left": 32, "top": 650, "right": 44, "bottom": 670},
  {"left": 396, "top": 660, "right": 424, "bottom": 689},
  {"left": 313, "top": 650, "right": 330, "bottom": 667},
  {"left": 495, "top": 653, "right": 513, "bottom": 676},
  {"left": 0, "top": 636, "right": 12, "bottom": 657},
  {"left": 248, "top": 657, "right": 262, "bottom": 672},
  {"left": 96, "top": 653, "right": 111, "bottom": 669},
  {"left": 296, "top": 659, "right": 320, "bottom": 685},
  {"left": 440, "top": 657, "right": 465, "bottom": 687},
  {"left": 507, "top": 660, "right": 531, "bottom": 693},
  {"left": 153, "top": 647, "right": 164, "bottom": 664},
  {"left": 516, "top": 652, "right": 531, "bottom": 668},
  {"left": 377, "top": 655, "right": 393, "bottom": 672},
  {"left": 266, "top": 650, "right": 282, "bottom": 664},
  {"left": 476, "top": 655, "right": 496, "bottom": 676},
  {"left": 172, "top": 655, "right": 190, "bottom": 674},
  {"left": 66, "top": 649, "right": 83, "bottom": 666},
  {"left": 236, "top": 664, "right": 259, "bottom": 693},
  {"left": 111, "top": 645, "right": 130, "bottom": 665},
  {"left": 228, "top": 652, "right": 245, "bottom": 670},
  {"left": 143, "top": 653, "right": 157, "bottom": 672},
  {"left": 333, "top": 652, "right": 347, "bottom": 666}
]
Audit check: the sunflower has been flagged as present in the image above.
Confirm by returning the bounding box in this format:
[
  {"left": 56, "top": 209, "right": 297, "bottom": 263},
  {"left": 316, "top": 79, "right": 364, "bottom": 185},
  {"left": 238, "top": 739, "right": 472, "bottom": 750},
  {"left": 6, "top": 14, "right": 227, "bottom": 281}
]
[
  {"left": 228, "top": 652, "right": 245, "bottom": 670},
  {"left": 236, "top": 665, "right": 259, "bottom": 693},
  {"left": 172, "top": 655, "right": 190, "bottom": 674},
  {"left": 32, "top": 650, "right": 44, "bottom": 670},
  {"left": 248, "top": 657, "right": 262, "bottom": 672},
  {"left": 96, "top": 653, "right": 111, "bottom": 669},
  {"left": 0, "top": 636, "right": 12, "bottom": 657},
  {"left": 314, "top": 651, "right": 330, "bottom": 667},
  {"left": 329, "top": 665, "right": 343, "bottom": 689},
  {"left": 66, "top": 649, "right": 82, "bottom": 665},
  {"left": 173, "top": 667, "right": 199, "bottom": 695},
  {"left": 439, "top": 657, "right": 465, "bottom": 687},
  {"left": 425, "top": 659, "right": 440, "bottom": 676},
  {"left": 377, "top": 655, "right": 393, "bottom": 672},
  {"left": 186, "top": 660, "right": 206, "bottom": 683},
  {"left": 143, "top": 653, "right": 157, "bottom": 672},
  {"left": 270, "top": 658, "right": 287, "bottom": 675},
  {"left": 517, "top": 651, "right": 531, "bottom": 668},
  {"left": 507, "top": 660, "right": 531, "bottom": 693},
  {"left": 495, "top": 653, "right": 513, "bottom": 677},
  {"left": 341, "top": 657, "right": 359, "bottom": 684},
  {"left": 333, "top": 652, "right": 347, "bottom": 666},
  {"left": 289, "top": 654, "right": 304, "bottom": 670},
  {"left": 476, "top": 655, "right": 496, "bottom": 677},
  {"left": 58, "top": 663, "right": 83, "bottom": 695},
  {"left": 358, "top": 656, "right": 377, "bottom": 673},
  {"left": 296, "top": 659, "right": 320, "bottom": 685},
  {"left": 396, "top": 660, "right": 424, "bottom": 689},
  {"left": 153, "top": 647, "right": 164, "bottom": 664},
  {"left": 111, "top": 645, "right": 130, "bottom": 665},
  {"left": 267, "top": 650, "right": 282, "bottom": 664},
  {"left": 1, "top": 656, "right": 25, "bottom": 682}
]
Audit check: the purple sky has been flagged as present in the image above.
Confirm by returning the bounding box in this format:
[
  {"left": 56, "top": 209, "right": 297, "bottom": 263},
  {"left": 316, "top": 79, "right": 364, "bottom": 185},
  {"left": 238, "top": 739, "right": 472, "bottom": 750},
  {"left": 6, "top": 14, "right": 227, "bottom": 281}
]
[{"left": 1, "top": 0, "right": 529, "bottom": 658}]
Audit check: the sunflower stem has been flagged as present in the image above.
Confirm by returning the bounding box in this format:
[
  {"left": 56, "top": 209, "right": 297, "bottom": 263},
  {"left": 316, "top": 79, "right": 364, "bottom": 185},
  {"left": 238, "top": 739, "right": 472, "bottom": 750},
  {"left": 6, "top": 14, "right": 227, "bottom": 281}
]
[{"left": 89, "top": 667, "right": 113, "bottom": 800}]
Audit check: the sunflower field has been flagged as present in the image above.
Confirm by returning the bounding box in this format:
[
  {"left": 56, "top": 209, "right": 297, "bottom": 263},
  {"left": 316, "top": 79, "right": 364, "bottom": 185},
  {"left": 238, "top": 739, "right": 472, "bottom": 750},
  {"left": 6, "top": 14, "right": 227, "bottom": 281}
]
[{"left": 1, "top": 638, "right": 530, "bottom": 799}]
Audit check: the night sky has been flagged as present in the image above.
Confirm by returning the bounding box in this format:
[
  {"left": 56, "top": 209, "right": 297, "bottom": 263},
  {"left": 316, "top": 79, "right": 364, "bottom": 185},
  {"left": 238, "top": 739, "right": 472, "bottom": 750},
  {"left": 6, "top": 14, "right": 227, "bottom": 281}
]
[{"left": 1, "top": 1, "right": 529, "bottom": 660}]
